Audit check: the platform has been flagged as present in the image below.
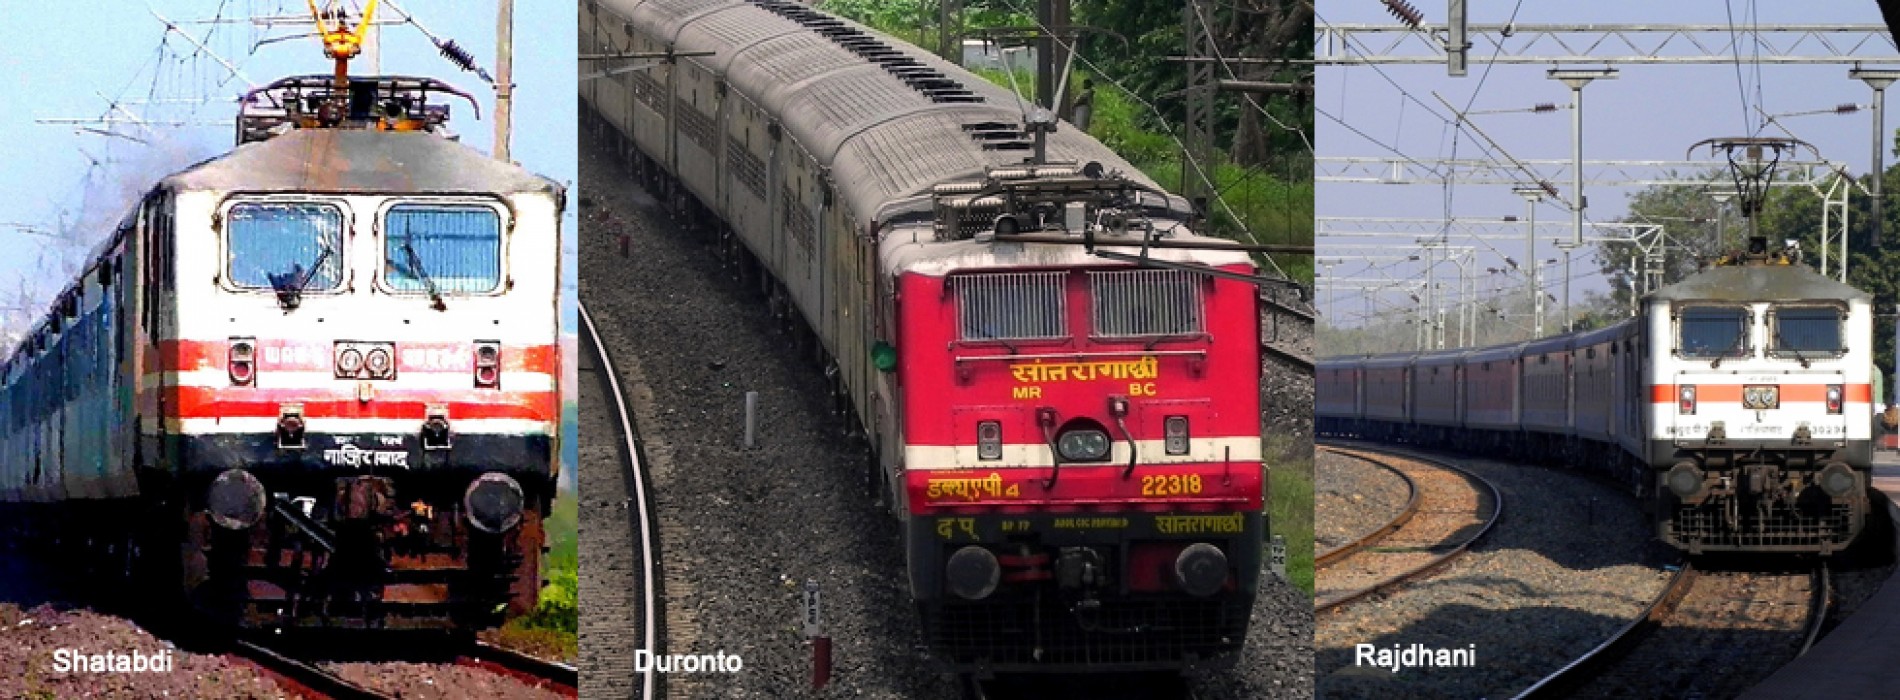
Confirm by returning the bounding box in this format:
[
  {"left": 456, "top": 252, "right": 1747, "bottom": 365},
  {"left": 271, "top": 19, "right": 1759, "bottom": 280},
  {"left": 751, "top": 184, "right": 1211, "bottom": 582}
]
[{"left": 1740, "top": 456, "right": 1900, "bottom": 699}]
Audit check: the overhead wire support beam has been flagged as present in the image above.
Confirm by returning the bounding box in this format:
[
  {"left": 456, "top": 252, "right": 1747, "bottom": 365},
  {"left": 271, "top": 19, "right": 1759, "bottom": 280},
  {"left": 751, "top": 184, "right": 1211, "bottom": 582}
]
[
  {"left": 1316, "top": 156, "right": 1847, "bottom": 187},
  {"left": 1316, "top": 216, "right": 1660, "bottom": 242},
  {"left": 149, "top": 7, "right": 259, "bottom": 89},
  {"left": 1313, "top": 24, "right": 1900, "bottom": 65}
]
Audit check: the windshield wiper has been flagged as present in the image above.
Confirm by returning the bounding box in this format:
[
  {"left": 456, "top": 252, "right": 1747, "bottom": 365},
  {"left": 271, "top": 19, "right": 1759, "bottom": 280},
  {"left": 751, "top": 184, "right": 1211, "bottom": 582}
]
[
  {"left": 268, "top": 243, "right": 333, "bottom": 312},
  {"left": 1775, "top": 331, "right": 1813, "bottom": 369},
  {"left": 400, "top": 239, "right": 448, "bottom": 311},
  {"left": 1710, "top": 328, "right": 1746, "bottom": 369}
]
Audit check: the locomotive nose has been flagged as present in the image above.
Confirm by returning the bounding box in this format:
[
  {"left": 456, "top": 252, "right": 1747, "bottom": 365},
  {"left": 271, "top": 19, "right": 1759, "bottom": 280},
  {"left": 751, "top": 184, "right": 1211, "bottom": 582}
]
[
  {"left": 1174, "top": 543, "right": 1229, "bottom": 597},
  {"left": 945, "top": 546, "right": 1001, "bottom": 600},
  {"left": 463, "top": 472, "right": 526, "bottom": 533}
]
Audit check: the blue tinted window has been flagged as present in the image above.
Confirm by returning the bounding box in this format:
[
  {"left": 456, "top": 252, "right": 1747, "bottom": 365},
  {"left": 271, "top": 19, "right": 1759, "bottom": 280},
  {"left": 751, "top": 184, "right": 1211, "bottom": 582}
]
[
  {"left": 384, "top": 205, "right": 502, "bottom": 293},
  {"left": 1679, "top": 307, "right": 1749, "bottom": 358},
  {"left": 228, "top": 202, "right": 344, "bottom": 290},
  {"left": 1773, "top": 306, "right": 1844, "bottom": 355}
]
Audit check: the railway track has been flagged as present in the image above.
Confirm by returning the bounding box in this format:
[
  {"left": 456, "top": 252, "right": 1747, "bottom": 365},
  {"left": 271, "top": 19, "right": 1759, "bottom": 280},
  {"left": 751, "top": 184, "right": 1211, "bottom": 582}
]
[
  {"left": 1314, "top": 444, "right": 1503, "bottom": 613},
  {"left": 1259, "top": 292, "right": 1316, "bottom": 324},
  {"left": 1315, "top": 451, "right": 1419, "bottom": 568},
  {"left": 230, "top": 638, "right": 582, "bottom": 700},
  {"left": 579, "top": 300, "right": 664, "bottom": 700},
  {"left": 231, "top": 640, "right": 389, "bottom": 700},
  {"left": 1515, "top": 563, "right": 1830, "bottom": 699},
  {"left": 458, "top": 641, "right": 580, "bottom": 696},
  {"left": 1259, "top": 292, "right": 1316, "bottom": 372}
]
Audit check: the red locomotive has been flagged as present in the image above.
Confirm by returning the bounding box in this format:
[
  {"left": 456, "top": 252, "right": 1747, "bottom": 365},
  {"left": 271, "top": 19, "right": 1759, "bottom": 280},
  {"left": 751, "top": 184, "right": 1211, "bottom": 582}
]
[{"left": 585, "top": 0, "right": 1267, "bottom": 670}]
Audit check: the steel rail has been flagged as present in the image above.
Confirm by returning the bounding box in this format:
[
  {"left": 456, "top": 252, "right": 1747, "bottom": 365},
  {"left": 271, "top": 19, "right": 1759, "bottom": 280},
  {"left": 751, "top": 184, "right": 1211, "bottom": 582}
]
[
  {"left": 1313, "top": 443, "right": 1504, "bottom": 613},
  {"left": 459, "top": 641, "right": 579, "bottom": 697},
  {"left": 1511, "top": 563, "right": 1698, "bottom": 699},
  {"left": 1315, "top": 448, "right": 1419, "bottom": 569},
  {"left": 579, "top": 301, "right": 662, "bottom": 700},
  {"left": 231, "top": 639, "right": 392, "bottom": 700}
]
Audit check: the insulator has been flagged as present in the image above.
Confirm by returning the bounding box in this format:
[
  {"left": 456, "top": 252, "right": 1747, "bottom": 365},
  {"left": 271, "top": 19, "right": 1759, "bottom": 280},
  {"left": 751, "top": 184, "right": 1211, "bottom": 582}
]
[
  {"left": 437, "top": 39, "right": 479, "bottom": 72},
  {"left": 1836, "top": 103, "right": 1861, "bottom": 114},
  {"left": 1383, "top": 0, "right": 1425, "bottom": 29},
  {"left": 1532, "top": 103, "right": 1559, "bottom": 112}
]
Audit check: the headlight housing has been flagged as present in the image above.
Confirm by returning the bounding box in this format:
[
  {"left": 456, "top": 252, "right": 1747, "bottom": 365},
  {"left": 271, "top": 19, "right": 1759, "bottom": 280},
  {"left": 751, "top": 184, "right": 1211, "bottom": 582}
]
[
  {"left": 207, "top": 468, "right": 267, "bottom": 530},
  {"left": 1056, "top": 429, "right": 1111, "bottom": 461},
  {"left": 464, "top": 472, "right": 525, "bottom": 533}
]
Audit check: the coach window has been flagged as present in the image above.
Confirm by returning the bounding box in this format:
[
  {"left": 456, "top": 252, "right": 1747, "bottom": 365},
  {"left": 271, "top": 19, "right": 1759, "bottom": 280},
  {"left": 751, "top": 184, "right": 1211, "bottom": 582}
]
[
  {"left": 1769, "top": 305, "right": 1845, "bottom": 358},
  {"left": 1677, "top": 306, "right": 1750, "bottom": 358},
  {"left": 382, "top": 203, "right": 504, "bottom": 294},
  {"left": 226, "top": 202, "right": 345, "bottom": 291}
]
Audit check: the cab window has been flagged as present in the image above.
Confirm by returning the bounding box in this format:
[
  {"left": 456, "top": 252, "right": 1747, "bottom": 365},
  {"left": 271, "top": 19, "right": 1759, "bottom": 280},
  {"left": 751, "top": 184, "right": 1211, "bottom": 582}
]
[
  {"left": 1770, "top": 306, "right": 1844, "bottom": 357},
  {"left": 227, "top": 202, "right": 344, "bottom": 291},
  {"left": 384, "top": 204, "right": 503, "bottom": 294},
  {"left": 1678, "top": 306, "right": 1749, "bottom": 358}
]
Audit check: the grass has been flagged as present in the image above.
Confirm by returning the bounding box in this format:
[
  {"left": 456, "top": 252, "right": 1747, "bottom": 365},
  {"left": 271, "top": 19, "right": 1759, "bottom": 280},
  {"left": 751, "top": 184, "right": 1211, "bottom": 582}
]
[
  {"left": 488, "top": 491, "right": 578, "bottom": 660},
  {"left": 1264, "top": 433, "right": 1315, "bottom": 596}
]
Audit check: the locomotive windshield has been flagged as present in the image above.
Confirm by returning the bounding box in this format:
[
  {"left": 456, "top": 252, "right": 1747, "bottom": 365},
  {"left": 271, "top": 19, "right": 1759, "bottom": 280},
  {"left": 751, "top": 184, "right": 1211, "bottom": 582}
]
[
  {"left": 227, "top": 202, "right": 344, "bottom": 292},
  {"left": 1678, "top": 306, "right": 1750, "bottom": 358},
  {"left": 1771, "top": 306, "right": 1845, "bottom": 356},
  {"left": 383, "top": 204, "right": 503, "bottom": 294}
]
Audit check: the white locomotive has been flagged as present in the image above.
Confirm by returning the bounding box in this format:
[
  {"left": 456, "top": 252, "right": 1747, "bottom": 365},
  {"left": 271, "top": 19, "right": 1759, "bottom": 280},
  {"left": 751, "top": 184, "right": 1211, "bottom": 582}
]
[{"left": 1320, "top": 238, "right": 1873, "bottom": 554}]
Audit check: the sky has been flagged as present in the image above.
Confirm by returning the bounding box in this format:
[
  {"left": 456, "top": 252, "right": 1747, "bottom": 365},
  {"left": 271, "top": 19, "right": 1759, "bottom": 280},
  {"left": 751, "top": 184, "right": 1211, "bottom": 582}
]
[
  {"left": 0, "top": 0, "right": 577, "bottom": 330},
  {"left": 0, "top": 1, "right": 578, "bottom": 483},
  {"left": 1316, "top": 0, "right": 1898, "bottom": 334}
]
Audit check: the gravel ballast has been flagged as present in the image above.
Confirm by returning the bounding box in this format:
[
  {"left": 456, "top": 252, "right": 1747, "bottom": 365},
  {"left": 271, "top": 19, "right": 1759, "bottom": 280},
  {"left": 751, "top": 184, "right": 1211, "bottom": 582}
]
[
  {"left": 1315, "top": 444, "right": 1671, "bottom": 699},
  {"left": 1314, "top": 450, "right": 1411, "bottom": 553}
]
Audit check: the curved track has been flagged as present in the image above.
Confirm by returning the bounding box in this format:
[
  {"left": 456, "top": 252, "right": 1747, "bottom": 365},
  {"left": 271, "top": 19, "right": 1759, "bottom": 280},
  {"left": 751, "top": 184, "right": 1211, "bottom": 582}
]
[
  {"left": 1315, "top": 451, "right": 1419, "bottom": 568},
  {"left": 1514, "top": 563, "right": 1830, "bottom": 699},
  {"left": 1314, "top": 443, "right": 1503, "bottom": 613},
  {"left": 579, "top": 301, "right": 663, "bottom": 700}
]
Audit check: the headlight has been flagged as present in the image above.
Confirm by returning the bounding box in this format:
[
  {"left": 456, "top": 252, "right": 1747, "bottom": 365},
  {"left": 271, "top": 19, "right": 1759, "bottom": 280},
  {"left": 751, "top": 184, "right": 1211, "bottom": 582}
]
[
  {"left": 464, "top": 472, "right": 525, "bottom": 533},
  {"left": 365, "top": 348, "right": 394, "bottom": 378},
  {"left": 336, "top": 347, "right": 364, "bottom": 376},
  {"left": 1743, "top": 385, "right": 1779, "bottom": 410},
  {"left": 1174, "top": 543, "right": 1229, "bottom": 597},
  {"left": 945, "top": 546, "right": 1000, "bottom": 600},
  {"left": 1818, "top": 462, "right": 1858, "bottom": 498},
  {"left": 1057, "top": 429, "right": 1111, "bottom": 461},
  {"left": 207, "top": 468, "right": 267, "bottom": 530},
  {"left": 1665, "top": 461, "right": 1706, "bottom": 502}
]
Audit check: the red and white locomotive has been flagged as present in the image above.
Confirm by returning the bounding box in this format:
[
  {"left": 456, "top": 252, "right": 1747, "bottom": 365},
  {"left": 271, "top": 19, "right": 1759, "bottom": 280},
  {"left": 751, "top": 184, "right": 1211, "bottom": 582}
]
[
  {"left": 1320, "top": 239, "right": 1873, "bottom": 554},
  {"left": 585, "top": 0, "right": 1266, "bottom": 669},
  {"left": 0, "top": 71, "right": 565, "bottom": 630}
]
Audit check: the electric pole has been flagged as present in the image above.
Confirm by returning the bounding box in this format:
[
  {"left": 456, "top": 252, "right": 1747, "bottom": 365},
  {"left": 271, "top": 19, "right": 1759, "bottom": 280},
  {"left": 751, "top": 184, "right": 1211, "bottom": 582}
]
[{"left": 495, "top": 0, "right": 514, "bottom": 163}]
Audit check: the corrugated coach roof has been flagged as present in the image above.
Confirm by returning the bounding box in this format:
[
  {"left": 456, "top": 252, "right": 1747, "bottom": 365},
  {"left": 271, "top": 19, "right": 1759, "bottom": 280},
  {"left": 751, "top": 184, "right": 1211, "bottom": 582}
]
[{"left": 645, "top": 0, "right": 1181, "bottom": 222}]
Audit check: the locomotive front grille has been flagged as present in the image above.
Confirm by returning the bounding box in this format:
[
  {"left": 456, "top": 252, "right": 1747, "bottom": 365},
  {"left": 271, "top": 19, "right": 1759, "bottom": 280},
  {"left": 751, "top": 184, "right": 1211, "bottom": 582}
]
[
  {"left": 924, "top": 597, "right": 1249, "bottom": 668},
  {"left": 1667, "top": 502, "right": 1858, "bottom": 550}
]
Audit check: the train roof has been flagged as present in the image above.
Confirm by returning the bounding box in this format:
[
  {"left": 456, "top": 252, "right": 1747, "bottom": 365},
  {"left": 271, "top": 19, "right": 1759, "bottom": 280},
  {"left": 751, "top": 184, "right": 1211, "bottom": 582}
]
[
  {"left": 615, "top": 0, "right": 1187, "bottom": 223},
  {"left": 161, "top": 129, "right": 561, "bottom": 196},
  {"left": 1650, "top": 264, "right": 1870, "bottom": 303}
]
